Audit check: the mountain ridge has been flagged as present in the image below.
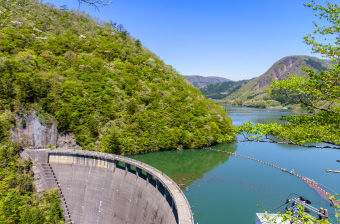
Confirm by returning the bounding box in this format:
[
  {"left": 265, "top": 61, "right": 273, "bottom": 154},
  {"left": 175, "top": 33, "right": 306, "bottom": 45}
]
[
  {"left": 221, "top": 55, "right": 334, "bottom": 107},
  {"left": 199, "top": 79, "right": 252, "bottom": 99},
  {"left": 184, "top": 75, "right": 230, "bottom": 87}
]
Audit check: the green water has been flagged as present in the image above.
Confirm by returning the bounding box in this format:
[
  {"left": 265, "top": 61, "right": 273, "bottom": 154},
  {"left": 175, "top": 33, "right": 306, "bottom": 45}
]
[{"left": 128, "top": 107, "right": 340, "bottom": 224}]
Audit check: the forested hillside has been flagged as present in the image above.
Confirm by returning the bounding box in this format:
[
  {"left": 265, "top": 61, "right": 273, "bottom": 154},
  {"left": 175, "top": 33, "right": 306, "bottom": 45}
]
[
  {"left": 184, "top": 75, "right": 230, "bottom": 87},
  {"left": 221, "top": 56, "right": 333, "bottom": 108},
  {"left": 0, "top": 141, "right": 64, "bottom": 223},
  {"left": 0, "top": 0, "right": 234, "bottom": 154},
  {"left": 199, "top": 79, "right": 251, "bottom": 99}
]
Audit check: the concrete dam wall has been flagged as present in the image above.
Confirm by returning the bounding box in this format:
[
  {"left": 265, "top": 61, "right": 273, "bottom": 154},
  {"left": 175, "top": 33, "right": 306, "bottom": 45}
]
[{"left": 24, "top": 149, "right": 193, "bottom": 224}]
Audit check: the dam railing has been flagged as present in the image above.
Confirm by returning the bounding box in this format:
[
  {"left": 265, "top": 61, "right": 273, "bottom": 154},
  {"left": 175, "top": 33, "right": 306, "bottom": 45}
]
[{"left": 25, "top": 148, "right": 194, "bottom": 224}]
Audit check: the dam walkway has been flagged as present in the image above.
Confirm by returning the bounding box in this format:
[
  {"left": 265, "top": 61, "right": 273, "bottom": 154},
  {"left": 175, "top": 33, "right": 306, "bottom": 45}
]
[{"left": 40, "top": 163, "right": 72, "bottom": 224}]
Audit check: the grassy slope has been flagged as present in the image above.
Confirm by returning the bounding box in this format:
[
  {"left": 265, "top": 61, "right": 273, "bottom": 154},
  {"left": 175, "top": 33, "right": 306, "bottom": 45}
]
[{"left": 0, "top": 0, "right": 235, "bottom": 154}]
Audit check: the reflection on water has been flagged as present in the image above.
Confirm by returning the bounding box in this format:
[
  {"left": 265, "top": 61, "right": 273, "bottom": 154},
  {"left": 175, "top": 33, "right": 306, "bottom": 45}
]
[
  {"left": 229, "top": 109, "right": 292, "bottom": 126},
  {"left": 225, "top": 106, "right": 292, "bottom": 113},
  {"left": 128, "top": 107, "right": 340, "bottom": 224},
  {"left": 128, "top": 142, "right": 237, "bottom": 188}
]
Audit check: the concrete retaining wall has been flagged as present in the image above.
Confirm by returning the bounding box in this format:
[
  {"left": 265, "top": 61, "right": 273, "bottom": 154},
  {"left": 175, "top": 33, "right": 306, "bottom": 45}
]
[{"left": 25, "top": 149, "right": 193, "bottom": 224}]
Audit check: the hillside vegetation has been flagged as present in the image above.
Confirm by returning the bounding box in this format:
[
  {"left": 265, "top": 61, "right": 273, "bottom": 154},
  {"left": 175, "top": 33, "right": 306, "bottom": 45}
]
[
  {"left": 0, "top": 142, "right": 64, "bottom": 223},
  {"left": 0, "top": 112, "right": 63, "bottom": 223},
  {"left": 184, "top": 75, "right": 230, "bottom": 88},
  {"left": 199, "top": 79, "right": 252, "bottom": 99},
  {"left": 0, "top": 0, "right": 234, "bottom": 154},
  {"left": 220, "top": 56, "right": 333, "bottom": 108}
]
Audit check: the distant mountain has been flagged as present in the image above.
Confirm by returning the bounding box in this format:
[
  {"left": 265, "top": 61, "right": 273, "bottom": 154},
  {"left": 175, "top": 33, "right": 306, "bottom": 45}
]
[
  {"left": 223, "top": 56, "right": 334, "bottom": 108},
  {"left": 199, "top": 79, "right": 252, "bottom": 99},
  {"left": 184, "top": 75, "right": 230, "bottom": 88}
]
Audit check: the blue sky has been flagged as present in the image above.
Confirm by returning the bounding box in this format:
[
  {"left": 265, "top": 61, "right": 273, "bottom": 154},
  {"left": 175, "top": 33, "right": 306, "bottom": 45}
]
[{"left": 45, "top": 0, "right": 331, "bottom": 80}]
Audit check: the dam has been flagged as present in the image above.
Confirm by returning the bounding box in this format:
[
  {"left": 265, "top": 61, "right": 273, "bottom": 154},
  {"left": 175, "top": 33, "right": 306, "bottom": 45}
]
[{"left": 22, "top": 148, "right": 193, "bottom": 224}]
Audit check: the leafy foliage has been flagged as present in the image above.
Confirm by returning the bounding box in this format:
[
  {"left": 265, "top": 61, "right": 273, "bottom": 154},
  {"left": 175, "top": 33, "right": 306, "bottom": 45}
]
[
  {"left": 0, "top": 111, "right": 13, "bottom": 142},
  {"left": 238, "top": 66, "right": 340, "bottom": 148},
  {"left": 0, "top": 141, "right": 64, "bottom": 223},
  {"left": 304, "top": 0, "right": 340, "bottom": 60},
  {"left": 77, "top": 0, "right": 112, "bottom": 9},
  {"left": 0, "top": 0, "right": 234, "bottom": 153},
  {"left": 260, "top": 205, "right": 331, "bottom": 224},
  {"left": 238, "top": 2, "right": 340, "bottom": 150},
  {"left": 238, "top": 1, "right": 340, "bottom": 221}
]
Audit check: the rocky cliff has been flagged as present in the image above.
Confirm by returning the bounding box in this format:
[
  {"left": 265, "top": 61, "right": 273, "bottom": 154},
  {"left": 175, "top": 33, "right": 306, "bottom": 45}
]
[
  {"left": 10, "top": 111, "right": 57, "bottom": 147},
  {"left": 10, "top": 111, "right": 80, "bottom": 148}
]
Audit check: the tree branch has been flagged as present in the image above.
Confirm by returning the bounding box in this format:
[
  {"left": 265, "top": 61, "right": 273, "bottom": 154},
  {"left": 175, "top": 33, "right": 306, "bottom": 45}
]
[{"left": 307, "top": 84, "right": 340, "bottom": 100}]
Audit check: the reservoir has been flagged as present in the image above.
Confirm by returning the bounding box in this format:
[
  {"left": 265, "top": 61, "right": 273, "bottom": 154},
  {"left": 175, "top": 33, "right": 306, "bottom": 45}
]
[{"left": 129, "top": 107, "right": 340, "bottom": 223}]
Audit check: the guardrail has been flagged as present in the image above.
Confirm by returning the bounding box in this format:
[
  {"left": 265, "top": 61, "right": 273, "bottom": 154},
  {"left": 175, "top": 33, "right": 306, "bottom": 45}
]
[{"left": 24, "top": 146, "right": 51, "bottom": 150}]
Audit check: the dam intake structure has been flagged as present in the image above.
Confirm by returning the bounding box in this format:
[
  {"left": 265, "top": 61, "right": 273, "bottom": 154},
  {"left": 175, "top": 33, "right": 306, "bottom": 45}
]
[{"left": 22, "top": 148, "right": 193, "bottom": 224}]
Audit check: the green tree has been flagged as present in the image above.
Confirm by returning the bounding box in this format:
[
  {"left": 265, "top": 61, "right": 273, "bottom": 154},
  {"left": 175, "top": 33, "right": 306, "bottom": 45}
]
[
  {"left": 0, "top": 0, "right": 234, "bottom": 153},
  {"left": 0, "top": 142, "right": 64, "bottom": 224},
  {"left": 102, "top": 130, "right": 121, "bottom": 154},
  {"left": 78, "top": 0, "right": 112, "bottom": 9},
  {"left": 238, "top": 1, "right": 340, "bottom": 221},
  {"left": 238, "top": 0, "right": 340, "bottom": 149},
  {"left": 135, "top": 39, "right": 142, "bottom": 48}
]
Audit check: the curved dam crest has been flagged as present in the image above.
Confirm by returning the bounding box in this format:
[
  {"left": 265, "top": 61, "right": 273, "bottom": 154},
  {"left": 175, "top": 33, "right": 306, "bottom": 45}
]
[{"left": 23, "top": 148, "right": 193, "bottom": 224}]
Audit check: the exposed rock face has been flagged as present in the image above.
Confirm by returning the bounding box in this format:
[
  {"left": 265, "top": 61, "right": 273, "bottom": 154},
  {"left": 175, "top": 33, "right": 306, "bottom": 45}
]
[
  {"left": 10, "top": 111, "right": 80, "bottom": 149},
  {"left": 57, "top": 132, "right": 80, "bottom": 149},
  {"left": 10, "top": 111, "right": 58, "bottom": 147}
]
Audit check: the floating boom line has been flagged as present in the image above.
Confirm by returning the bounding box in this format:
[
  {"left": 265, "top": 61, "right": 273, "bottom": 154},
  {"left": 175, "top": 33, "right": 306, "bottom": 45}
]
[{"left": 203, "top": 147, "right": 340, "bottom": 209}]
